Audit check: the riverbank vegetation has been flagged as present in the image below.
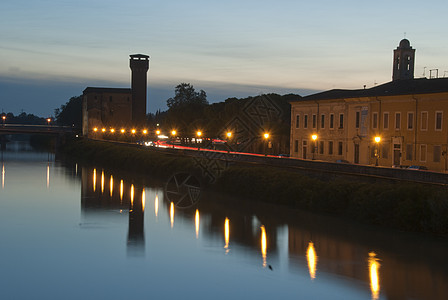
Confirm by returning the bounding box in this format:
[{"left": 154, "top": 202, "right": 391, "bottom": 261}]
[{"left": 61, "top": 138, "right": 448, "bottom": 235}]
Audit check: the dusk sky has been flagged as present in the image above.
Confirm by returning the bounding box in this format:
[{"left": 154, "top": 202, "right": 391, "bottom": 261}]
[{"left": 1, "top": 0, "right": 447, "bottom": 116}]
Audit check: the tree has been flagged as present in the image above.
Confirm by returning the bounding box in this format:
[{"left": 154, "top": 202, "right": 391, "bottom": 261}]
[
  {"left": 54, "top": 95, "right": 82, "bottom": 128},
  {"left": 166, "top": 83, "right": 208, "bottom": 109}
]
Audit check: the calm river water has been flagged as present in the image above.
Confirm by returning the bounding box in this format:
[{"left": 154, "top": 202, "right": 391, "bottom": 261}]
[{"left": 1, "top": 141, "right": 448, "bottom": 300}]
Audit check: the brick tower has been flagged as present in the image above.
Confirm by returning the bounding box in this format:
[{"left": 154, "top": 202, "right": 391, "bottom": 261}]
[{"left": 129, "top": 54, "right": 150, "bottom": 125}]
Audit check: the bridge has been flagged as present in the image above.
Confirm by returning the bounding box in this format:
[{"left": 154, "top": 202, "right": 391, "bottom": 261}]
[{"left": 0, "top": 124, "right": 75, "bottom": 135}]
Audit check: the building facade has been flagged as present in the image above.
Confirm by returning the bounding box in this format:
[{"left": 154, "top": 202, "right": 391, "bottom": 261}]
[
  {"left": 82, "top": 54, "right": 149, "bottom": 137},
  {"left": 290, "top": 40, "right": 448, "bottom": 172}
]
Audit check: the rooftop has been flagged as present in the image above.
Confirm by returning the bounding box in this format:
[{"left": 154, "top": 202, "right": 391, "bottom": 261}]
[
  {"left": 83, "top": 87, "right": 131, "bottom": 94},
  {"left": 292, "top": 78, "right": 448, "bottom": 102}
]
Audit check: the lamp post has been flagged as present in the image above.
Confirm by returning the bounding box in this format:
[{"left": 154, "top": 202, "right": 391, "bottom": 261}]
[
  {"left": 171, "top": 130, "right": 177, "bottom": 149},
  {"left": 226, "top": 131, "right": 232, "bottom": 152},
  {"left": 47, "top": 118, "right": 51, "bottom": 126},
  {"left": 196, "top": 131, "right": 202, "bottom": 150},
  {"left": 263, "top": 132, "right": 270, "bottom": 156},
  {"left": 2, "top": 115, "right": 5, "bottom": 127},
  {"left": 311, "top": 134, "right": 318, "bottom": 160},
  {"left": 374, "top": 136, "right": 381, "bottom": 166}
]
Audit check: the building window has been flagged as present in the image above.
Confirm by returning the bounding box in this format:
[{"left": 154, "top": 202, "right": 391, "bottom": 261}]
[
  {"left": 321, "top": 114, "right": 325, "bottom": 129},
  {"left": 329, "top": 113, "right": 334, "bottom": 129},
  {"left": 372, "top": 112, "right": 378, "bottom": 129},
  {"left": 383, "top": 112, "right": 389, "bottom": 130},
  {"left": 312, "top": 114, "right": 317, "bottom": 129},
  {"left": 382, "top": 143, "right": 389, "bottom": 159},
  {"left": 406, "top": 144, "right": 413, "bottom": 161},
  {"left": 338, "top": 141, "right": 343, "bottom": 155},
  {"left": 355, "top": 111, "right": 360, "bottom": 129},
  {"left": 319, "top": 141, "right": 324, "bottom": 154},
  {"left": 395, "top": 112, "right": 401, "bottom": 130},
  {"left": 339, "top": 114, "right": 344, "bottom": 129},
  {"left": 435, "top": 111, "right": 443, "bottom": 131},
  {"left": 295, "top": 115, "right": 300, "bottom": 129},
  {"left": 420, "top": 144, "right": 427, "bottom": 162},
  {"left": 304, "top": 114, "right": 308, "bottom": 129},
  {"left": 407, "top": 112, "right": 414, "bottom": 130},
  {"left": 433, "top": 145, "right": 442, "bottom": 163},
  {"left": 328, "top": 141, "right": 333, "bottom": 155},
  {"left": 294, "top": 140, "right": 299, "bottom": 152},
  {"left": 421, "top": 111, "right": 428, "bottom": 131}
]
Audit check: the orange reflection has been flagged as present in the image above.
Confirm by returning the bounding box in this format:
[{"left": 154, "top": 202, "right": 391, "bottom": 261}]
[
  {"left": 224, "top": 218, "right": 230, "bottom": 253},
  {"left": 261, "top": 225, "right": 267, "bottom": 268},
  {"left": 142, "top": 189, "right": 146, "bottom": 212},
  {"left": 120, "top": 179, "right": 123, "bottom": 202},
  {"left": 369, "top": 252, "right": 381, "bottom": 300},
  {"left": 93, "top": 168, "right": 96, "bottom": 192},
  {"left": 109, "top": 175, "right": 113, "bottom": 197},
  {"left": 170, "top": 202, "right": 175, "bottom": 228},
  {"left": 101, "top": 170, "right": 104, "bottom": 194},
  {"left": 154, "top": 194, "right": 159, "bottom": 217},
  {"left": 2, "top": 163, "right": 5, "bottom": 189},
  {"left": 130, "top": 184, "right": 134, "bottom": 209},
  {"left": 195, "top": 209, "right": 200, "bottom": 239},
  {"left": 46, "top": 163, "right": 50, "bottom": 188},
  {"left": 307, "top": 242, "right": 318, "bottom": 280}
]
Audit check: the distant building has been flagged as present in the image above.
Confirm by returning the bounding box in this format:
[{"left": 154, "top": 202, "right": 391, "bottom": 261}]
[
  {"left": 82, "top": 54, "right": 149, "bottom": 137},
  {"left": 290, "top": 39, "right": 448, "bottom": 172}
]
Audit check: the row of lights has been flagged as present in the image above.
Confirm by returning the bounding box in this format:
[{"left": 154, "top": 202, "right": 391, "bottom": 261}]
[
  {"left": 93, "top": 127, "right": 161, "bottom": 135},
  {"left": 310, "top": 133, "right": 381, "bottom": 143},
  {"left": 93, "top": 127, "right": 272, "bottom": 140},
  {"left": 2, "top": 115, "right": 52, "bottom": 126}
]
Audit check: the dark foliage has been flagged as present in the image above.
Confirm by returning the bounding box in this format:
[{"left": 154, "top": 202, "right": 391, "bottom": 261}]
[{"left": 54, "top": 95, "right": 82, "bottom": 128}]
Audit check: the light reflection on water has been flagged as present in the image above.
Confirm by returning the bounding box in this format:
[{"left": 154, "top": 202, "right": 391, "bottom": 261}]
[{"left": 1, "top": 145, "right": 448, "bottom": 299}]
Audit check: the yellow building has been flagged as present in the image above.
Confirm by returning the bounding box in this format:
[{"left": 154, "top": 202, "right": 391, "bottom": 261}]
[{"left": 290, "top": 39, "right": 448, "bottom": 172}]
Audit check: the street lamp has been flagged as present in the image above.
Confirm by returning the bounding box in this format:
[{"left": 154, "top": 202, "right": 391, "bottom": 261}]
[
  {"left": 263, "top": 132, "right": 270, "bottom": 156},
  {"left": 171, "top": 130, "right": 177, "bottom": 148},
  {"left": 226, "top": 131, "right": 233, "bottom": 152},
  {"left": 311, "top": 134, "right": 318, "bottom": 160},
  {"left": 47, "top": 118, "right": 51, "bottom": 126},
  {"left": 2, "top": 115, "right": 5, "bottom": 127},
  {"left": 196, "top": 131, "right": 202, "bottom": 150},
  {"left": 374, "top": 136, "right": 381, "bottom": 166}
]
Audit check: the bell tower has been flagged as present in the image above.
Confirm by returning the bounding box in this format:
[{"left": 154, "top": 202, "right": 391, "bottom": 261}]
[
  {"left": 129, "top": 54, "right": 150, "bottom": 125},
  {"left": 392, "top": 39, "right": 415, "bottom": 81}
]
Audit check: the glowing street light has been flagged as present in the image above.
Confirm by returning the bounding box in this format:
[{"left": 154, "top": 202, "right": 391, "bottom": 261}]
[
  {"left": 156, "top": 129, "right": 161, "bottom": 135},
  {"left": 47, "top": 118, "right": 51, "bottom": 126},
  {"left": 196, "top": 131, "right": 202, "bottom": 150},
  {"left": 311, "top": 134, "right": 318, "bottom": 160},
  {"left": 374, "top": 136, "right": 381, "bottom": 166},
  {"left": 120, "top": 128, "right": 125, "bottom": 133},
  {"left": 171, "top": 130, "right": 177, "bottom": 148},
  {"left": 142, "top": 129, "right": 148, "bottom": 135},
  {"left": 263, "top": 132, "right": 270, "bottom": 156},
  {"left": 226, "top": 131, "right": 232, "bottom": 138},
  {"left": 93, "top": 127, "right": 98, "bottom": 132},
  {"left": 2, "top": 115, "right": 5, "bottom": 127},
  {"left": 101, "top": 128, "right": 106, "bottom": 133},
  {"left": 131, "top": 129, "right": 136, "bottom": 134},
  {"left": 110, "top": 128, "right": 115, "bottom": 133}
]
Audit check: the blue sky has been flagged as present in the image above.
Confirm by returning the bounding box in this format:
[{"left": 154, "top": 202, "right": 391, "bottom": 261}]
[{"left": 1, "top": 0, "right": 447, "bottom": 116}]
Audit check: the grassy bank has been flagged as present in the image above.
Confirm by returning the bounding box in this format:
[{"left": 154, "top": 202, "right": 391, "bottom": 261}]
[{"left": 61, "top": 138, "right": 448, "bottom": 234}]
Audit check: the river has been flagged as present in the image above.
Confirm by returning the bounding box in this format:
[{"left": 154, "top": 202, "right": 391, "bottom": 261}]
[{"left": 1, "top": 141, "right": 447, "bottom": 300}]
